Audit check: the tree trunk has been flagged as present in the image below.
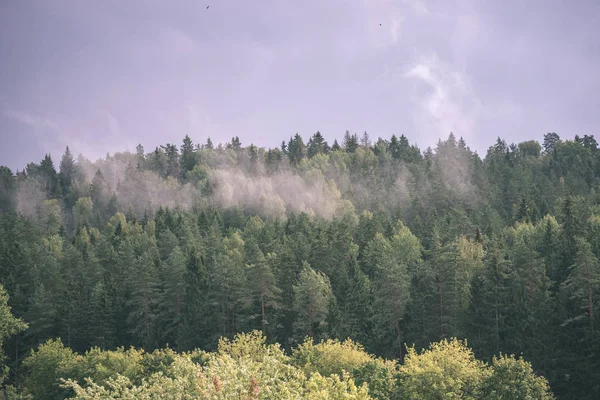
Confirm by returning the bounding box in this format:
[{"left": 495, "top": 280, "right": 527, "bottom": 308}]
[
  {"left": 495, "top": 304, "right": 500, "bottom": 354},
  {"left": 145, "top": 297, "right": 150, "bottom": 340},
  {"left": 586, "top": 265, "right": 595, "bottom": 331},
  {"left": 232, "top": 300, "right": 236, "bottom": 338},
  {"left": 308, "top": 307, "right": 313, "bottom": 337},
  {"left": 261, "top": 293, "right": 266, "bottom": 333},
  {"left": 14, "top": 335, "right": 19, "bottom": 381},
  {"left": 439, "top": 281, "right": 444, "bottom": 337},
  {"left": 392, "top": 287, "right": 403, "bottom": 361}
]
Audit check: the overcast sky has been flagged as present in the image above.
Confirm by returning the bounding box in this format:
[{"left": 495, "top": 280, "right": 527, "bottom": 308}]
[{"left": 1, "top": 0, "right": 599, "bottom": 171}]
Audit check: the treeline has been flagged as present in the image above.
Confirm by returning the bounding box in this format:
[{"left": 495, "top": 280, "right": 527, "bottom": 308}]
[
  {"left": 23, "top": 331, "right": 553, "bottom": 399},
  {"left": 0, "top": 130, "right": 599, "bottom": 398}
]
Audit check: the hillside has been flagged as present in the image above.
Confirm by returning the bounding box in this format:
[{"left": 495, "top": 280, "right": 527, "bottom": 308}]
[{"left": 1, "top": 131, "right": 599, "bottom": 398}]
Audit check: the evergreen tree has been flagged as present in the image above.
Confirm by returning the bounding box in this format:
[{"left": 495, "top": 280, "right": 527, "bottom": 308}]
[
  {"left": 161, "top": 143, "right": 180, "bottom": 178},
  {"left": 39, "top": 154, "right": 59, "bottom": 198},
  {"left": 180, "top": 135, "right": 197, "bottom": 178},
  {"left": 0, "top": 283, "right": 27, "bottom": 385},
  {"left": 562, "top": 238, "right": 600, "bottom": 331},
  {"left": 247, "top": 251, "right": 282, "bottom": 335},
  {"left": 543, "top": 132, "right": 561, "bottom": 154},
  {"left": 0, "top": 166, "right": 16, "bottom": 213},
  {"left": 287, "top": 133, "right": 306, "bottom": 166},
  {"left": 307, "top": 131, "right": 329, "bottom": 158},
  {"left": 292, "top": 262, "right": 333, "bottom": 340},
  {"left": 343, "top": 130, "right": 359, "bottom": 153},
  {"left": 331, "top": 139, "right": 341, "bottom": 152},
  {"left": 360, "top": 131, "right": 371, "bottom": 148},
  {"left": 135, "top": 144, "right": 145, "bottom": 170},
  {"left": 58, "top": 146, "right": 76, "bottom": 194}
]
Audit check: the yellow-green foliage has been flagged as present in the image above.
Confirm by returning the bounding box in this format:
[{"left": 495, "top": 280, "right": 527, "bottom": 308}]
[
  {"left": 399, "top": 338, "right": 489, "bottom": 399},
  {"left": 22, "top": 339, "right": 81, "bottom": 400},
  {"left": 78, "top": 346, "right": 145, "bottom": 387},
  {"left": 22, "top": 332, "right": 552, "bottom": 400},
  {"left": 217, "top": 330, "right": 287, "bottom": 363},
  {"left": 292, "top": 337, "right": 398, "bottom": 399},
  {"left": 293, "top": 338, "right": 379, "bottom": 377},
  {"left": 481, "top": 354, "right": 554, "bottom": 399},
  {"left": 62, "top": 331, "right": 370, "bottom": 399}
]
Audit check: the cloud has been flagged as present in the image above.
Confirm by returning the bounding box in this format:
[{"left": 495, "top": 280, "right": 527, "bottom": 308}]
[
  {"left": 161, "top": 27, "right": 198, "bottom": 55},
  {"left": 403, "top": 53, "right": 481, "bottom": 143},
  {"left": 360, "top": 0, "right": 406, "bottom": 49},
  {"left": 0, "top": 101, "right": 137, "bottom": 164},
  {"left": 402, "top": 0, "right": 429, "bottom": 16},
  {"left": 449, "top": 12, "right": 483, "bottom": 71},
  {"left": 1, "top": 103, "right": 60, "bottom": 132},
  {"left": 107, "top": 112, "right": 120, "bottom": 137},
  {"left": 389, "top": 18, "right": 403, "bottom": 44},
  {"left": 188, "top": 105, "right": 216, "bottom": 139}
]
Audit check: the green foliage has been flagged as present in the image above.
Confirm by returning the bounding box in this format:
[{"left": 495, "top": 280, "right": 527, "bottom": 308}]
[
  {"left": 292, "top": 264, "right": 334, "bottom": 340},
  {"left": 20, "top": 333, "right": 552, "bottom": 399},
  {"left": 0, "top": 285, "right": 27, "bottom": 385},
  {"left": 22, "top": 339, "right": 79, "bottom": 400},
  {"left": 481, "top": 354, "right": 554, "bottom": 399},
  {"left": 61, "top": 331, "right": 372, "bottom": 399},
  {"left": 399, "top": 338, "right": 489, "bottom": 399},
  {"left": 292, "top": 337, "right": 398, "bottom": 399},
  {"left": 8, "top": 131, "right": 600, "bottom": 398}
]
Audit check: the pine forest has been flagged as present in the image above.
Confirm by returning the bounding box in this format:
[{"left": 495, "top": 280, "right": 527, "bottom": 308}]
[{"left": 2, "top": 130, "right": 600, "bottom": 399}]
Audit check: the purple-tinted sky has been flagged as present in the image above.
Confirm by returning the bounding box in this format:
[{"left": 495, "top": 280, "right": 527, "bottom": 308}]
[{"left": 1, "top": 0, "right": 599, "bottom": 171}]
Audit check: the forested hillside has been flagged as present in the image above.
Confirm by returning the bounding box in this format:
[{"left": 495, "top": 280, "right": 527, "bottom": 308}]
[{"left": 0, "top": 130, "right": 599, "bottom": 398}]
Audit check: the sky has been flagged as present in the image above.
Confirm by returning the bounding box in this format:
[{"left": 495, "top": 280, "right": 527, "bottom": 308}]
[{"left": 1, "top": 0, "right": 599, "bottom": 171}]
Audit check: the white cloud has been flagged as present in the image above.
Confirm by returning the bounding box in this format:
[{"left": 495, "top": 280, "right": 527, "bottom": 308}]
[
  {"left": 187, "top": 105, "right": 215, "bottom": 138},
  {"left": 360, "top": 0, "right": 406, "bottom": 49},
  {"left": 1, "top": 103, "right": 60, "bottom": 132},
  {"left": 162, "top": 27, "right": 198, "bottom": 55},
  {"left": 403, "top": 53, "right": 481, "bottom": 142},
  {"left": 390, "top": 18, "right": 403, "bottom": 44},
  {"left": 450, "top": 12, "right": 482, "bottom": 71},
  {"left": 107, "top": 112, "right": 120, "bottom": 137},
  {"left": 402, "top": 0, "right": 428, "bottom": 16}
]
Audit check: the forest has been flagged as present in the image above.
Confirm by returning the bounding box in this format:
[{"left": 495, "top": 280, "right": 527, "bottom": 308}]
[{"left": 0, "top": 130, "right": 598, "bottom": 399}]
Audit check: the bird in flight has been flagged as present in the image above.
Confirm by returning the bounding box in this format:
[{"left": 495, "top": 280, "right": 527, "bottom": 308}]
[{"left": 206, "top": 5, "right": 210, "bottom": 9}]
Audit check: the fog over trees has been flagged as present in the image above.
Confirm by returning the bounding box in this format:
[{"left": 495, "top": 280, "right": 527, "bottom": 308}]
[{"left": 1, "top": 130, "right": 599, "bottom": 398}]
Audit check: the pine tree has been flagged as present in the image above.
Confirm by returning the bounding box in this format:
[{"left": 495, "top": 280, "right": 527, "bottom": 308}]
[
  {"left": 342, "top": 130, "right": 359, "bottom": 153},
  {"left": 363, "top": 227, "right": 420, "bottom": 359},
  {"left": 39, "top": 154, "right": 59, "bottom": 198},
  {"left": 287, "top": 134, "right": 306, "bottom": 166},
  {"left": 307, "top": 131, "right": 329, "bottom": 158},
  {"left": 292, "top": 262, "right": 334, "bottom": 340},
  {"left": 156, "top": 245, "right": 187, "bottom": 348},
  {"left": 180, "top": 135, "right": 197, "bottom": 178},
  {"left": 331, "top": 139, "right": 341, "bottom": 152},
  {"left": 135, "top": 144, "right": 145, "bottom": 170},
  {"left": 0, "top": 166, "right": 16, "bottom": 213},
  {"left": 0, "top": 284, "right": 27, "bottom": 385},
  {"left": 161, "top": 143, "right": 181, "bottom": 178},
  {"left": 543, "top": 132, "right": 561, "bottom": 154},
  {"left": 126, "top": 250, "right": 159, "bottom": 349},
  {"left": 58, "top": 146, "right": 76, "bottom": 195},
  {"left": 360, "top": 131, "right": 371, "bottom": 148},
  {"left": 89, "top": 169, "right": 110, "bottom": 222},
  {"left": 562, "top": 238, "right": 600, "bottom": 331},
  {"left": 248, "top": 144, "right": 260, "bottom": 175},
  {"left": 248, "top": 251, "right": 282, "bottom": 335},
  {"left": 207, "top": 232, "right": 248, "bottom": 342}
]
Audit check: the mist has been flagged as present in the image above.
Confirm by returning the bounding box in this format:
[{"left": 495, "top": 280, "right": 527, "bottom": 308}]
[{"left": 11, "top": 133, "right": 479, "bottom": 226}]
